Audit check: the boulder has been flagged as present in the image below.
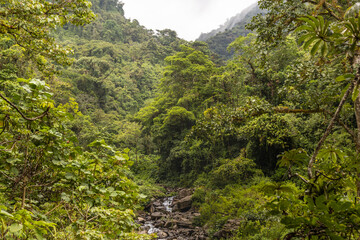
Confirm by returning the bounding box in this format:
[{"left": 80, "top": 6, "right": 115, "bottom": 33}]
[
  {"left": 178, "top": 188, "right": 193, "bottom": 199},
  {"left": 154, "top": 205, "right": 168, "bottom": 213},
  {"left": 176, "top": 219, "right": 193, "bottom": 229},
  {"left": 175, "top": 195, "right": 192, "bottom": 212}
]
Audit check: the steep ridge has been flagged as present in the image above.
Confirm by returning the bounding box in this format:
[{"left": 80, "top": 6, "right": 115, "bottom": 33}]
[
  {"left": 197, "top": 2, "right": 264, "bottom": 59},
  {"left": 197, "top": 2, "right": 258, "bottom": 42}
]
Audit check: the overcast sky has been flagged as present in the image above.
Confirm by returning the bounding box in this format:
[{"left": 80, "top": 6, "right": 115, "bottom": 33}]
[{"left": 121, "top": 0, "right": 258, "bottom": 41}]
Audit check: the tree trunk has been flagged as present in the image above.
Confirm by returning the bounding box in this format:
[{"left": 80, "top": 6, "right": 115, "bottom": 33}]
[
  {"left": 355, "top": 93, "right": 360, "bottom": 151},
  {"left": 307, "top": 81, "right": 356, "bottom": 179},
  {"left": 353, "top": 54, "right": 360, "bottom": 198},
  {"left": 354, "top": 54, "right": 360, "bottom": 149},
  {"left": 355, "top": 93, "right": 360, "bottom": 199},
  {"left": 307, "top": 54, "right": 360, "bottom": 180}
]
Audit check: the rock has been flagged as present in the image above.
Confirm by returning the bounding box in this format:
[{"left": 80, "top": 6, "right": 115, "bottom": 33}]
[
  {"left": 176, "top": 219, "right": 193, "bottom": 229},
  {"left": 175, "top": 195, "right": 192, "bottom": 212},
  {"left": 178, "top": 188, "right": 193, "bottom": 199},
  {"left": 153, "top": 200, "right": 162, "bottom": 207},
  {"left": 164, "top": 220, "right": 174, "bottom": 228},
  {"left": 151, "top": 212, "right": 166, "bottom": 220},
  {"left": 172, "top": 204, "right": 178, "bottom": 212},
  {"left": 154, "top": 205, "right": 168, "bottom": 213},
  {"left": 227, "top": 219, "right": 241, "bottom": 226},
  {"left": 197, "top": 235, "right": 210, "bottom": 240},
  {"left": 137, "top": 217, "right": 145, "bottom": 223},
  {"left": 157, "top": 231, "right": 168, "bottom": 238},
  {"left": 155, "top": 221, "right": 165, "bottom": 228},
  {"left": 213, "top": 218, "right": 241, "bottom": 239},
  {"left": 140, "top": 189, "right": 209, "bottom": 240}
]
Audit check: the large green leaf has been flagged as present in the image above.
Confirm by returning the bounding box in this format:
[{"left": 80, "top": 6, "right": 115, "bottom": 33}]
[
  {"left": 310, "top": 39, "right": 322, "bottom": 55},
  {"left": 9, "top": 223, "right": 23, "bottom": 233}
]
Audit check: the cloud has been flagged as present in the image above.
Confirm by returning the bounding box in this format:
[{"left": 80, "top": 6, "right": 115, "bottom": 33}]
[
  {"left": 122, "top": 0, "right": 258, "bottom": 40},
  {"left": 193, "top": 0, "right": 216, "bottom": 14}
]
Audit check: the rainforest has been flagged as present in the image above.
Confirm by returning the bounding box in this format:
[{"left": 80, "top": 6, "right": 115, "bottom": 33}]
[{"left": 0, "top": 0, "right": 360, "bottom": 239}]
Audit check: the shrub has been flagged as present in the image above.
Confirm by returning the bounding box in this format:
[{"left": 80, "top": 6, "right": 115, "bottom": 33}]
[{"left": 210, "top": 157, "right": 263, "bottom": 188}]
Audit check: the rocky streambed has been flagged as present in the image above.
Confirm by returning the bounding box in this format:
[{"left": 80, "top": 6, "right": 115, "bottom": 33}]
[{"left": 137, "top": 188, "right": 209, "bottom": 240}]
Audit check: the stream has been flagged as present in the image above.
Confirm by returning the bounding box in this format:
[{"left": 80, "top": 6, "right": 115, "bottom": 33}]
[
  {"left": 144, "top": 196, "right": 174, "bottom": 235},
  {"left": 137, "top": 189, "right": 208, "bottom": 240}
]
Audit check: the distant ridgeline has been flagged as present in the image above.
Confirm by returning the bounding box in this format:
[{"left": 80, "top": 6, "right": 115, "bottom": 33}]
[{"left": 197, "top": 2, "right": 264, "bottom": 59}]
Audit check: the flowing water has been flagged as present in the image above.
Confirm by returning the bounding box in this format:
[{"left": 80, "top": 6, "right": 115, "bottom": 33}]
[
  {"left": 144, "top": 196, "right": 174, "bottom": 234},
  {"left": 139, "top": 190, "right": 208, "bottom": 239},
  {"left": 162, "top": 196, "right": 174, "bottom": 213}
]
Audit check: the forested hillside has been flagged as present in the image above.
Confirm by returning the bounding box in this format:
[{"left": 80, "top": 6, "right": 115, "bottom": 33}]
[
  {"left": 0, "top": 0, "right": 182, "bottom": 239},
  {"left": 197, "top": 3, "right": 264, "bottom": 59},
  {"left": 1, "top": 0, "right": 360, "bottom": 239},
  {"left": 198, "top": 3, "right": 259, "bottom": 41},
  {"left": 134, "top": 0, "right": 360, "bottom": 238},
  {"left": 53, "top": 0, "right": 187, "bottom": 149}
]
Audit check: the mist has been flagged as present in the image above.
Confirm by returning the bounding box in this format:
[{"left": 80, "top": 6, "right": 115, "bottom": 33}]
[{"left": 122, "top": 0, "right": 258, "bottom": 41}]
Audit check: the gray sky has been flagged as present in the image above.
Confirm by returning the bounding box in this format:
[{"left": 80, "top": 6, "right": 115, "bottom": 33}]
[{"left": 121, "top": 0, "right": 258, "bottom": 41}]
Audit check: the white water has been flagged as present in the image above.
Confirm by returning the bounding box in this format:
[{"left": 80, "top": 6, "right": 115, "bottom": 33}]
[
  {"left": 163, "top": 196, "right": 174, "bottom": 212},
  {"left": 145, "top": 222, "right": 160, "bottom": 234},
  {"left": 145, "top": 196, "right": 174, "bottom": 235}
]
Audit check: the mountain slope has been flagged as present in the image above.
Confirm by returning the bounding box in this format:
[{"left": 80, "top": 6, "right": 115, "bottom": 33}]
[
  {"left": 197, "top": 3, "right": 264, "bottom": 59},
  {"left": 53, "top": 0, "right": 187, "bottom": 148}
]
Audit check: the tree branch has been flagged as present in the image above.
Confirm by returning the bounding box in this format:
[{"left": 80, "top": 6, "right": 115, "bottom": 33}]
[
  {"left": 45, "top": 201, "right": 64, "bottom": 216},
  {"left": 322, "top": 2, "right": 342, "bottom": 21},
  {"left": 64, "top": 204, "right": 75, "bottom": 223},
  {"left": 308, "top": 77, "right": 360, "bottom": 179},
  {"left": 0, "top": 170, "right": 15, "bottom": 181},
  {"left": 0, "top": 92, "right": 50, "bottom": 121},
  {"left": 274, "top": 107, "right": 324, "bottom": 114},
  {"left": 323, "top": 110, "right": 357, "bottom": 142},
  {"left": 22, "top": 186, "right": 27, "bottom": 208},
  {"left": 277, "top": 108, "right": 356, "bottom": 140},
  {"left": 294, "top": 173, "right": 311, "bottom": 184},
  {"left": 0, "top": 141, "right": 16, "bottom": 152},
  {"left": 316, "top": 170, "right": 342, "bottom": 181}
]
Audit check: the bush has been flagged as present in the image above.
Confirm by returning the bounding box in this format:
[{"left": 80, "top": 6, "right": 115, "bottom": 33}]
[
  {"left": 192, "top": 186, "right": 207, "bottom": 208},
  {"left": 210, "top": 157, "right": 263, "bottom": 188}
]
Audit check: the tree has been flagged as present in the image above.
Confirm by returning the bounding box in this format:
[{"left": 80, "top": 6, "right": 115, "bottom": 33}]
[
  {"left": 0, "top": 1, "right": 151, "bottom": 239},
  {"left": 248, "top": 1, "right": 360, "bottom": 238},
  {"left": 160, "top": 44, "right": 217, "bottom": 108},
  {"left": 0, "top": 0, "right": 95, "bottom": 73},
  {"left": 228, "top": 33, "right": 301, "bottom": 104},
  {"left": 134, "top": 44, "right": 224, "bottom": 179}
]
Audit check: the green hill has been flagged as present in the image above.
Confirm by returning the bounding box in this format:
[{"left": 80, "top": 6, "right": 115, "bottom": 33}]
[
  {"left": 197, "top": 3, "right": 264, "bottom": 59},
  {"left": 53, "top": 0, "right": 187, "bottom": 148}
]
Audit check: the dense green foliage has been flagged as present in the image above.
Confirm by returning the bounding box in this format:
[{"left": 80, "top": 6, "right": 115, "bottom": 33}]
[
  {"left": 52, "top": 0, "right": 186, "bottom": 149},
  {"left": 133, "top": 0, "right": 360, "bottom": 239},
  {"left": 0, "top": 0, "right": 156, "bottom": 239}
]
